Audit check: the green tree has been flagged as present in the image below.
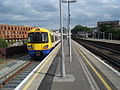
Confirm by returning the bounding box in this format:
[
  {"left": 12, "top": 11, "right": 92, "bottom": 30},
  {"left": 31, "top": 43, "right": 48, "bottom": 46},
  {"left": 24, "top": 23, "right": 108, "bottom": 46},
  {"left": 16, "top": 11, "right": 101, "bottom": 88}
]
[
  {"left": 0, "top": 38, "right": 8, "bottom": 48},
  {"left": 71, "top": 25, "right": 91, "bottom": 34},
  {"left": 99, "top": 24, "right": 112, "bottom": 32},
  {"left": 111, "top": 29, "right": 120, "bottom": 40},
  {"left": 99, "top": 24, "right": 120, "bottom": 40}
]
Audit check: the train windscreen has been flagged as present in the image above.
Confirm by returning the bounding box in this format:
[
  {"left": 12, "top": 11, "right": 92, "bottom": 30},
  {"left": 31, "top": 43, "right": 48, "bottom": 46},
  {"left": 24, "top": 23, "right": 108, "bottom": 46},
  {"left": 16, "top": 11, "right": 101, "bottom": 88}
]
[{"left": 28, "top": 32, "right": 48, "bottom": 43}]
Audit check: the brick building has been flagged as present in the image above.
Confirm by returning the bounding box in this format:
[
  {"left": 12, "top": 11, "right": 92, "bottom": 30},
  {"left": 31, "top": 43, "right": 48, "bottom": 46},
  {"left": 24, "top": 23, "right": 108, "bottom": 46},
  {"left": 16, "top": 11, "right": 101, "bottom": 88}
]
[{"left": 0, "top": 24, "right": 35, "bottom": 42}]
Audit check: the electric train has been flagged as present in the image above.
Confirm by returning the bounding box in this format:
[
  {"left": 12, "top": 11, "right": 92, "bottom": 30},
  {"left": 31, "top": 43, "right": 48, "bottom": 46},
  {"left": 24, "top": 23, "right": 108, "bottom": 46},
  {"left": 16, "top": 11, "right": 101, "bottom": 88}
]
[{"left": 27, "top": 28, "right": 61, "bottom": 59}]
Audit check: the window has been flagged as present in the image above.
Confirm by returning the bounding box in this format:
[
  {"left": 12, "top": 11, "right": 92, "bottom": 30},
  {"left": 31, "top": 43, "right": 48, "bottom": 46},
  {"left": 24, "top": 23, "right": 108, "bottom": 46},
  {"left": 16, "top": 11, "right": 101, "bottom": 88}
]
[
  {"left": 28, "top": 33, "right": 34, "bottom": 43},
  {"left": 8, "top": 27, "right": 10, "bottom": 30},
  {"left": 28, "top": 32, "right": 48, "bottom": 43},
  {"left": 13, "top": 31, "right": 15, "bottom": 34},
  {"left": 7, "top": 35, "right": 9, "bottom": 38},
  {"left": 3, "top": 31, "right": 5, "bottom": 34},
  {"left": 11, "top": 27, "right": 13, "bottom": 30},
  {"left": 15, "top": 27, "right": 17, "bottom": 30},
  {"left": 51, "top": 35, "right": 54, "bottom": 42},
  {"left": 4, "top": 26, "right": 6, "bottom": 30}
]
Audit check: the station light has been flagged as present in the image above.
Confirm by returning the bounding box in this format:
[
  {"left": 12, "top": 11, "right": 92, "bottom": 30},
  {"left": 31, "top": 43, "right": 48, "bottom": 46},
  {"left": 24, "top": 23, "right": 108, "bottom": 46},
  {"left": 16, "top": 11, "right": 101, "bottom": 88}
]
[
  {"left": 62, "top": 0, "right": 77, "bottom": 62},
  {"left": 62, "top": 0, "right": 77, "bottom": 3}
]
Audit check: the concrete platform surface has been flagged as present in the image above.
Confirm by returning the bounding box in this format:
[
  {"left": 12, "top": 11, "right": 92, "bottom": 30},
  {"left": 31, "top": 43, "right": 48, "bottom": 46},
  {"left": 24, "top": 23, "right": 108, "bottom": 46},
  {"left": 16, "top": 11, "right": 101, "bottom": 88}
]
[
  {"left": 16, "top": 39, "right": 120, "bottom": 90},
  {"left": 51, "top": 40, "right": 94, "bottom": 90},
  {"left": 50, "top": 40, "right": 119, "bottom": 90}
]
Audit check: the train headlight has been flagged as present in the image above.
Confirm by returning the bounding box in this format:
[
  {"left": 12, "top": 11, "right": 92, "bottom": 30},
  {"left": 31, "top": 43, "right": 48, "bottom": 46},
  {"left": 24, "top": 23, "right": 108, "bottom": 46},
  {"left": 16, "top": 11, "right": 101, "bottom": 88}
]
[
  {"left": 28, "top": 45, "right": 32, "bottom": 49},
  {"left": 43, "top": 45, "right": 48, "bottom": 49}
]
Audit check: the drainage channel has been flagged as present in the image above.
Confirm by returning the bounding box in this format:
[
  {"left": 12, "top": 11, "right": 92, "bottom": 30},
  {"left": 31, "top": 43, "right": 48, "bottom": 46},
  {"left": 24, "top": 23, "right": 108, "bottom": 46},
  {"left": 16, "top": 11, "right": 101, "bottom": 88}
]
[{"left": 0, "top": 61, "right": 40, "bottom": 90}]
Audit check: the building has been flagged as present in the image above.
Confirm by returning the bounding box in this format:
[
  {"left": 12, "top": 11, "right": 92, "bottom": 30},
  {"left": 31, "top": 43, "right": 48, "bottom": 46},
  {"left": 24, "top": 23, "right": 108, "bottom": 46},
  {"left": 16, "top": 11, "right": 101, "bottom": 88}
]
[
  {"left": 0, "top": 24, "right": 35, "bottom": 42},
  {"left": 97, "top": 20, "right": 120, "bottom": 29}
]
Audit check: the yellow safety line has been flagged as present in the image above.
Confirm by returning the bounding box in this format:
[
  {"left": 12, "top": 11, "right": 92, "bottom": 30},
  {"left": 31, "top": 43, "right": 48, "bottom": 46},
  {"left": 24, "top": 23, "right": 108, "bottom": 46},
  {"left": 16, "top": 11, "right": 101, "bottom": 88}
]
[
  {"left": 74, "top": 42, "right": 112, "bottom": 90},
  {"left": 23, "top": 47, "right": 60, "bottom": 90}
]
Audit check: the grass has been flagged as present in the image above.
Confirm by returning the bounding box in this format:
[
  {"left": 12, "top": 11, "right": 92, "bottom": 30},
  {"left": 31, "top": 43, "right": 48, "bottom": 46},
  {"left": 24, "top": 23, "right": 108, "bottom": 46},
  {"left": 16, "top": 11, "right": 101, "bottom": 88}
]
[
  {"left": 0, "top": 53, "right": 28, "bottom": 70},
  {"left": 0, "top": 58, "right": 7, "bottom": 70},
  {"left": 0, "top": 58, "right": 6, "bottom": 61},
  {"left": 9, "top": 53, "right": 28, "bottom": 59},
  {"left": 0, "top": 64, "right": 6, "bottom": 70}
]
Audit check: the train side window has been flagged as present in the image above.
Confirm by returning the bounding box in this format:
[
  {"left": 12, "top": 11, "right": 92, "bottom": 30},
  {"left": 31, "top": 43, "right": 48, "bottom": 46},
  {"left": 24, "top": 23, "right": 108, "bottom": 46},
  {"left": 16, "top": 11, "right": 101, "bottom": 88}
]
[
  {"left": 51, "top": 35, "right": 54, "bottom": 42},
  {"left": 55, "top": 36, "right": 58, "bottom": 41},
  {"left": 55, "top": 36, "right": 56, "bottom": 41}
]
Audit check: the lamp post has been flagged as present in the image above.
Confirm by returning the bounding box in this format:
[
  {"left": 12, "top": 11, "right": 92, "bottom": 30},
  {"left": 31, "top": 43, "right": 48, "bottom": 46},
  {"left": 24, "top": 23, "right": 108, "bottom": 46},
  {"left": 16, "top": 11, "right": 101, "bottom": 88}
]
[
  {"left": 59, "top": 0, "right": 65, "bottom": 77},
  {"left": 62, "top": 0, "right": 77, "bottom": 62}
]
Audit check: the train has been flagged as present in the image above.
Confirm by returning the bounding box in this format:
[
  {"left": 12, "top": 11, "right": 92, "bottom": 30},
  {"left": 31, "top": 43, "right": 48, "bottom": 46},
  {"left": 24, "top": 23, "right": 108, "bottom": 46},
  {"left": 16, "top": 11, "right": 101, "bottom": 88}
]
[{"left": 27, "top": 28, "right": 61, "bottom": 59}]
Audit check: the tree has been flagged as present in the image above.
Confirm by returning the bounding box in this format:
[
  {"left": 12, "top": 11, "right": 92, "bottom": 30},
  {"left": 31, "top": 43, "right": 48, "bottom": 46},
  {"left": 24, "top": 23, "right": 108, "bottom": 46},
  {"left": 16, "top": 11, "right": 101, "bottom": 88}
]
[
  {"left": 0, "top": 38, "right": 8, "bottom": 48},
  {"left": 71, "top": 25, "right": 91, "bottom": 34},
  {"left": 99, "top": 24, "right": 120, "bottom": 40},
  {"left": 99, "top": 24, "right": 112, "bottom": 32},
  {"left": 111, "top": 28, "right": 120, "bottom": 40}
]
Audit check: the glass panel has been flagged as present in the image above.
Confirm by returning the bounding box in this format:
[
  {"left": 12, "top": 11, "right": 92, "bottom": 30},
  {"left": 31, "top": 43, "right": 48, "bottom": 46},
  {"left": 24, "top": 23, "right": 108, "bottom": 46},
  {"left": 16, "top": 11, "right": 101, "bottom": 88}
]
[
  {"left": 28, "top": 32, "right": 48, "bottom": 43},
  {"left": 34, "top": 32, "right": 42, "bottom": 43},
  {"left": 28, "top": 33, "right": 34, "bottom": 43}
]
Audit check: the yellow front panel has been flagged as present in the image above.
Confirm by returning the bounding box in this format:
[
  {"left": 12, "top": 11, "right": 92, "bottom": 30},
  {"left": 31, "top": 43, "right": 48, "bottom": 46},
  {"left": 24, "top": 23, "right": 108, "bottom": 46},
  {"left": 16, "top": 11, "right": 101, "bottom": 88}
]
[
  {"left": 27, "top": 43, "right": 52, "bottom": 51},
  {"left": 32, "top": 44, "right": 42, "bottom": 50}
]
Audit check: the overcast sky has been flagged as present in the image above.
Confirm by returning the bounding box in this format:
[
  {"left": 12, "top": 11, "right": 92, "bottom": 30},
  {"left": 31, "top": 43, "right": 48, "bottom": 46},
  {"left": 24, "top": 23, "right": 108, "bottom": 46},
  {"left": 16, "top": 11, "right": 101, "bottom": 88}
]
[{"left": 0, "top": 0, "right": 120, "bottom": 29}]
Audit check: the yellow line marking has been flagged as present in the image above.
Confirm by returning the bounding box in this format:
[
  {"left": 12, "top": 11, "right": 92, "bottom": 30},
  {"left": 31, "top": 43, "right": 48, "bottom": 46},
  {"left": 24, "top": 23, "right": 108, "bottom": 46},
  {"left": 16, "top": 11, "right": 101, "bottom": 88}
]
[
  {"left": 23, "top": 47, "right": 60, "bottom": 90},
  {"left": 74, "top": 42, "right": 112, "bottom": 90}
]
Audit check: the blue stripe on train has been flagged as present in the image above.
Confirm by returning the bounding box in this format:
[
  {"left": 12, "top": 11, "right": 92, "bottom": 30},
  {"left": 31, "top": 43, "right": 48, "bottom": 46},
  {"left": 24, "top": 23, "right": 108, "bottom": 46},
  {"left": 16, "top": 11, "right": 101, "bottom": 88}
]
[{"left": 28, "top": 48, "right": 52, "bottom": 58}]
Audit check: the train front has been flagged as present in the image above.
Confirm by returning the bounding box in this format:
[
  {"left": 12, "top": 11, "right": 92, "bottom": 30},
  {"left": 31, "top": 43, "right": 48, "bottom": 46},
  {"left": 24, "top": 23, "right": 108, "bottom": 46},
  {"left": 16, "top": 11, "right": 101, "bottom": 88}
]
[{"left": 27, "top": 28, "right": 52, "bottom": 59}]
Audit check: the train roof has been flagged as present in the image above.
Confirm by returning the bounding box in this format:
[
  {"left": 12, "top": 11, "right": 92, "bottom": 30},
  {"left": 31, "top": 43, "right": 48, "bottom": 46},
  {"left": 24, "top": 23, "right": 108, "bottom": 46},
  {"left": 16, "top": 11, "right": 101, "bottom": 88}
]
[
  {"left": 29, "top": 27, "right": 60, "bottom": 33},
  {"left": 28, "top": 27, "right": 60, "bottom": 36},
  {"left": 28, "top": 28, "right": 49, "bottom": 33}
]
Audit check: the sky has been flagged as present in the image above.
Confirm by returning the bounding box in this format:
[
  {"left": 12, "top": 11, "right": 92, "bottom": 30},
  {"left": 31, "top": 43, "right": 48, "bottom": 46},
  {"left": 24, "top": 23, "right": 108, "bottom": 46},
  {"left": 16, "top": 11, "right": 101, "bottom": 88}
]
[{"left": 0, "top": 0, "right": 120, "bottom": 29}]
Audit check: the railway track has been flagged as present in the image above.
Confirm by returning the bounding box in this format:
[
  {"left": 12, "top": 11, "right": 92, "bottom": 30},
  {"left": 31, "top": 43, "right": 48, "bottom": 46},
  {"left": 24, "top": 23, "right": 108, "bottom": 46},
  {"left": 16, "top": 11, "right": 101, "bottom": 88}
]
[
  {"left": 0, "top": 60, "right": 40, "bottom": 90},
  {"left": 74, "top": 38, "right": 120, "bottom": 71},
  {"left": 78, "top": 39, "right": 120, "bottom": 55}
]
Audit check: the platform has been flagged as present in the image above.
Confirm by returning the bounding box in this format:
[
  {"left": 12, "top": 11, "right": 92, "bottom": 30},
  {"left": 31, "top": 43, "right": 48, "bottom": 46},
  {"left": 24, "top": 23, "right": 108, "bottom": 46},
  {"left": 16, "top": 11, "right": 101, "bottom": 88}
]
[
  {"left": 15, "top": 39, "right": 120, "bottom": 90},
  {"left": 83, "top": 38, "right": 120, "bottom": 44},
  {"left": 51, "top": 40, "right": 120, "bottom": 90}
]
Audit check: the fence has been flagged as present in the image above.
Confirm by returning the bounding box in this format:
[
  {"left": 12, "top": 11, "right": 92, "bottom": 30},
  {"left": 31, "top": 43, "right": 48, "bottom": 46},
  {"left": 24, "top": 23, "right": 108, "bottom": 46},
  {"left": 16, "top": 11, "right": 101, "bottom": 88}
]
[
  {"left": 0, "top": 48, "right": 6, "bottom": 58},
  {"left": 0, "top": 45, "right": 27, "bottom": 58}
]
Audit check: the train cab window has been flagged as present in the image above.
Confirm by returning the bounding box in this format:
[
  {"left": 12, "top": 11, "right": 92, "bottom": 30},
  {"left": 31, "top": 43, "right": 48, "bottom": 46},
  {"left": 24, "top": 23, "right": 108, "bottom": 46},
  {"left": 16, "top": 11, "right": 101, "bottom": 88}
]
[
  {"left": 28, "top": 33, "right": 34, "bottom": 43},
  {"left": 28, "top": 32, "right": 48, "bottom": 43},
  {"left": 35, "top": 32, "right": 48, "bottom": 43},
  {"left": 41, "top": 33, "right": 48, "bottom": 42}
]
